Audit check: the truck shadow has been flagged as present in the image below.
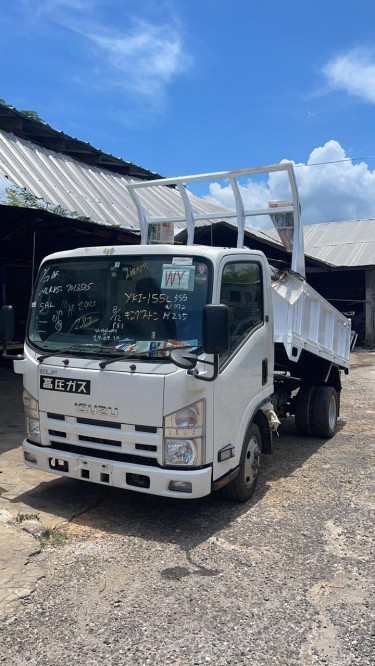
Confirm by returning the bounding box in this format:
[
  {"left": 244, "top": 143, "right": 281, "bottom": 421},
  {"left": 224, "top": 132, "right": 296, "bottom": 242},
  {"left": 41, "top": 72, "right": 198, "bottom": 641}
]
[{"left": 10, "top": 417, "right": 340, "bottom": 578}]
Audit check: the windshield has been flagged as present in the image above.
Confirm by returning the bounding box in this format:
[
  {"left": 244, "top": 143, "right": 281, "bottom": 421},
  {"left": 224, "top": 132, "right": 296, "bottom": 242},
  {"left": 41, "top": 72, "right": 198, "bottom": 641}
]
[{"left": 27, "top": 254, "right": 212, "bottom": 359}]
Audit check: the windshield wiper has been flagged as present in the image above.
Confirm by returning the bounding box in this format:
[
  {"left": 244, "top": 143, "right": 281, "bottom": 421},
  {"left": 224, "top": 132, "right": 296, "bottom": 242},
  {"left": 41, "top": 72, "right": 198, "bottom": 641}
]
[
  {"left": 37, "top": 342, "right": 199, "bottom": 368},
  {"left": 99, "top": 344, "right": 198, "bottom": 370},
  {"left": 37, "top": 343, "right": 112, "bottom": 364}
]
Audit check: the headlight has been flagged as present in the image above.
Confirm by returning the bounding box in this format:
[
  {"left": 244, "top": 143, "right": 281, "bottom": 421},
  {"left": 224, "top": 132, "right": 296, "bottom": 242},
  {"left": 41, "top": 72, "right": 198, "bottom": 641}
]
[
  {"left": 163, "top": 400, "right": 205, "bottom": 467},
  {"left": 23, "top": 389, "right": 41, "bottom": 444},
  {"left": 164, "top": 439, "right": 200, "bottom": 466}
]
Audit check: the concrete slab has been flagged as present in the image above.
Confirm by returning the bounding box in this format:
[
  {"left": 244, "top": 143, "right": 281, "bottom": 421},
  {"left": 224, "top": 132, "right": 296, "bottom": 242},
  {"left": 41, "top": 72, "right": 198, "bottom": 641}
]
[
  {"left": 0, "top": 364, "right": 107, "bottom": 622},
  {"left": 0, "top": 511, "right": 44, "bottom": 621}
]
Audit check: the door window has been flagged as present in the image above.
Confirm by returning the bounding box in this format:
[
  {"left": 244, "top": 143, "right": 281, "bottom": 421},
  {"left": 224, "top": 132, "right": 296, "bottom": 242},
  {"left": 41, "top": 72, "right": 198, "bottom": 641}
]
[{"left": 220, "top": 262, "right": 263, "bottom": 357}]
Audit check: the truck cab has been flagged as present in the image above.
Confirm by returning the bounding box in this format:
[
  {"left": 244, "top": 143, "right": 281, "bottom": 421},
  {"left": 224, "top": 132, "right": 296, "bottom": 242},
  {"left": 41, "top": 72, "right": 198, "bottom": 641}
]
[{"left": 3, "top": 244, "right": 273, "bottom": 500}]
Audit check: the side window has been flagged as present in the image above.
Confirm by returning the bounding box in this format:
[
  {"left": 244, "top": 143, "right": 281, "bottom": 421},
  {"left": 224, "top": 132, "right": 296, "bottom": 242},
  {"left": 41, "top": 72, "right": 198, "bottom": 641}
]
[{"left": 220, "top": 262, "right": 263, "bottom": 355}]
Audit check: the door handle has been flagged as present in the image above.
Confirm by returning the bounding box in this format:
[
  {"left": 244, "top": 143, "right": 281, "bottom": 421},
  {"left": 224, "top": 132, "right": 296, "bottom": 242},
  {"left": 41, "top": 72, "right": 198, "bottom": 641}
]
[{"left": 262, "top": 358, "right": 268, "bottom": 385}]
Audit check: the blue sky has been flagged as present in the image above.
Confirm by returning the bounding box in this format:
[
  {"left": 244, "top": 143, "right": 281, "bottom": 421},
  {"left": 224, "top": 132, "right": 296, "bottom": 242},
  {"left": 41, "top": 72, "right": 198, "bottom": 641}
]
[{"left": 2, "top": 0, "right": 375, "bottom": 224}]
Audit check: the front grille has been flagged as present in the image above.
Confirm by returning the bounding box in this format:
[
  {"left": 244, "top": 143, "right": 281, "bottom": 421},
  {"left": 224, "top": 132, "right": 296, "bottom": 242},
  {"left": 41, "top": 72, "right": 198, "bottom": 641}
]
[
  {"left": 78, "top": 435, "right": 121, "bottom": 447},
  {"left": 77, "top": 417, "right": 121, "bottom": 429},
  {"left": 48, "top": 430, "right": 66, "bottom": 438},
  {"left": 49, "top": 441, "right": 160, "bottom": 467},
  {"left": 47, "top": 413, "right": 65, "bottom": 420},
  {"left": 42, "top": 412, "right": 161, "bottom": 460},
  {"left": 135, "top": 443, "right": 157, "bottom": 452},
  {"left": 135, "top": 425, "right": 157, "bottom": 433}
]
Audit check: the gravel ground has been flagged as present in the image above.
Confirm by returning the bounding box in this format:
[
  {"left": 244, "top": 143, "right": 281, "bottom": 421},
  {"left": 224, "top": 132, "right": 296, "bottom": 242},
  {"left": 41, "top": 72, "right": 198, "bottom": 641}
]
[{"left": 0, "top": 350, "right": 374, "bottom": 666}]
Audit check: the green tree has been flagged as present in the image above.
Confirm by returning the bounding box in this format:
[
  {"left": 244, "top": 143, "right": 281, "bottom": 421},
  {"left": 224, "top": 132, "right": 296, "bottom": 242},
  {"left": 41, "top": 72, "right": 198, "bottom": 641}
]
[
  {"left": 5, "top": 186, "right": 44, "bottom": 209},
  {"left": 4, "top": 185, "right": 93, "bottom": 223},
  {"left": 0, "top": 98, "right": 44, "bottom": 122},
  {"left": 19, "top": 109, "right": 44, "bottom": 122}
]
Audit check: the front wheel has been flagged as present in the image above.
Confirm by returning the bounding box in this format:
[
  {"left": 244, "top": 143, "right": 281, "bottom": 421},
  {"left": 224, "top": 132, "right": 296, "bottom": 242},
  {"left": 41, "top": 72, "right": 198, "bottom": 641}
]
[{"left": 222, "top": 423, "right": 261, "bottom": 502}]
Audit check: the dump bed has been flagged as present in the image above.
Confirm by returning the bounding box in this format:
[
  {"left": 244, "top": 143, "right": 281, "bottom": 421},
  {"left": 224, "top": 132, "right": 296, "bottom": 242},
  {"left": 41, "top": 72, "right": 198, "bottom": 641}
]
[{"left": 271, "top": 270, "right": 351, "bottom": 369}]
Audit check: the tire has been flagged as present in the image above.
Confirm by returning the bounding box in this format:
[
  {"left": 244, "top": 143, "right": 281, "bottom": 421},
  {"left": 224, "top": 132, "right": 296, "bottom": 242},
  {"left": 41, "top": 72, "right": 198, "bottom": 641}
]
[
  {"left": 294, "top": 385, "right": 316, "bottom": 436},
  {"left": 222, "top": 423, "right": 261, "bottom": 502},
  {"left": 311, "top": 386, "right": 338, "bottom": 439}
]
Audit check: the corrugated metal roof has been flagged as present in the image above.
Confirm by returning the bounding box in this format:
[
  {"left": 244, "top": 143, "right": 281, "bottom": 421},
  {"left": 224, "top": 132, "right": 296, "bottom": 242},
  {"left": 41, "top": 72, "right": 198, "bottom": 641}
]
[
  {"left": 0, "top": 102, "right": 162, "bottom": 179},
  {"left": 190, "top": 217, "right": 375, "bottom": 269},
  {"left": 0, "top": 129, "right": 228, "bottom": 230},
  {"left": 302, "top": 220, "right": 375, "bottom": 267},
  {"left": 258, "top": 219, "right": 375, "bottom": 268}
]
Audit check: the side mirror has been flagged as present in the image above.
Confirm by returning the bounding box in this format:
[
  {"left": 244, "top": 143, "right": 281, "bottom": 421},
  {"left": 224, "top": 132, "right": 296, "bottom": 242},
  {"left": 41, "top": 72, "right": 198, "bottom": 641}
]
[
  {"left": 169, "top": 305, "right": 229, "bottom": 382},
  {"left": 0, "top": 305, "right": 15, "bottom": 343},
  {"left": 169, "top": 349, "right": 198, "bottom": 370},
  {"left": 203, "top": 304, "right": 229, "bottom": 354},
  {"left": 0, "top": 305, "right": 22, "bottom": 360}
]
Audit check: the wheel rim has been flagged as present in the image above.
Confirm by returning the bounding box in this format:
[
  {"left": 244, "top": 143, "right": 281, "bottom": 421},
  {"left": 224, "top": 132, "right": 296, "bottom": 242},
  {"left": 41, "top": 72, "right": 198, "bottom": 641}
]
[
  {"left": 244, "top": 436, "right": 261, "bottom": 488},
  {"left": 328, "top": 395, "right": 337, "bottom": 430}
]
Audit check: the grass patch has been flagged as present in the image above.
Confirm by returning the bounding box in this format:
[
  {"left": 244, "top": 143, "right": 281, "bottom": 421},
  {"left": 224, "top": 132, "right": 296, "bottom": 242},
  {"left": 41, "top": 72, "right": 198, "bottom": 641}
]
[
  {"left": 38, "top": 527, "right": 68, "bottom": 548},
  {"left": 15, "top": 513, "right": 68, "bottom": 547}
]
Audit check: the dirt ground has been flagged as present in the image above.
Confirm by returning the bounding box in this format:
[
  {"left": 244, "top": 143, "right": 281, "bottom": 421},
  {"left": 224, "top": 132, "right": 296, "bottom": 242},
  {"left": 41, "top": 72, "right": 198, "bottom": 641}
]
[{"left": 0, "top": 350, "right": 374, "bottom": 665}]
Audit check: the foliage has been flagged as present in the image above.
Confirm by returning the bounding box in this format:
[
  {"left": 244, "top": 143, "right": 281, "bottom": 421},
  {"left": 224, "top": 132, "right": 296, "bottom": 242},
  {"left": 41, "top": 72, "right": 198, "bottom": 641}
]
[
  {"left": 5, "top": 186, "right": 44, "bottom": 209},
  {"left": 19, "top": 109, "right": 44, "bottom": 122},
  {"left": 15, "top": 512, "right": 68, "bottom": 547},
  {"left": 4, "top": 185, "right": 93, "bottom": 223},
  {"left": 0, "top": 98, "right": 44, "bottom": 122},
  {"left": 38, "top": 526, "right": 68, "bottom": 548}
]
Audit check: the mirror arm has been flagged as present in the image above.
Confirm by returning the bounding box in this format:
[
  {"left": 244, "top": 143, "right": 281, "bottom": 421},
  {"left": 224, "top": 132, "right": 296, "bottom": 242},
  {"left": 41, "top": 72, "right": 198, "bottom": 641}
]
[
  {"left": 187, "top": 354, "right": 219, "bottom": 382},
  {"left": 1, "top": 337, "right": 23, "bottom": 362}
]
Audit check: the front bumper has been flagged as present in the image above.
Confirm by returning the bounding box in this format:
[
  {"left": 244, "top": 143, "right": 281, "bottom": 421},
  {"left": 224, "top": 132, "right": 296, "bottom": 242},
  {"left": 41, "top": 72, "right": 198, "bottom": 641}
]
[{"left": 23, "top": 440, "right": 212, "bottom": 499}]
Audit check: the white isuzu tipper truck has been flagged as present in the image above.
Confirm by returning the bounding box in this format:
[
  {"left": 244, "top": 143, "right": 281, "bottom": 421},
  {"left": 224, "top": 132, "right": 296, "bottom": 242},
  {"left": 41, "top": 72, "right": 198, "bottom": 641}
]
[{"left": 0, "top": 164, "right": 351, "bottom": 502}]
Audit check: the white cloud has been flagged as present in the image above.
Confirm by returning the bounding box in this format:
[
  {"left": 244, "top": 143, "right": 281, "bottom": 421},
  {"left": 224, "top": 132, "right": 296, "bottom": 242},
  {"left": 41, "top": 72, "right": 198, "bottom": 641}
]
[
  {"left": 203, "top": 141, "right": 375, "bottom": 225},
  {"left": 85, "top": 21, "right": 192, "bottom": 100},
  {"left": 323, "top": 47, "right": 375, "bottom": 104},
  {"left": 17, "top": 1, "right": 192, "bottom": 108}
]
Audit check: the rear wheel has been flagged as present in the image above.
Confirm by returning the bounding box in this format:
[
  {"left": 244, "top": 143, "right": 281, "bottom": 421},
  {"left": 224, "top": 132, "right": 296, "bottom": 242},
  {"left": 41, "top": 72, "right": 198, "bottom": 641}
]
[
  {"left": 222, "top": 423, "right": 261, "bottom": 502},
  {"left": 294, "top": 385, "right": 316, "bottom": 436},
  {"left": 311, "top": 386, "right": 338, "bottom": 438}
]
